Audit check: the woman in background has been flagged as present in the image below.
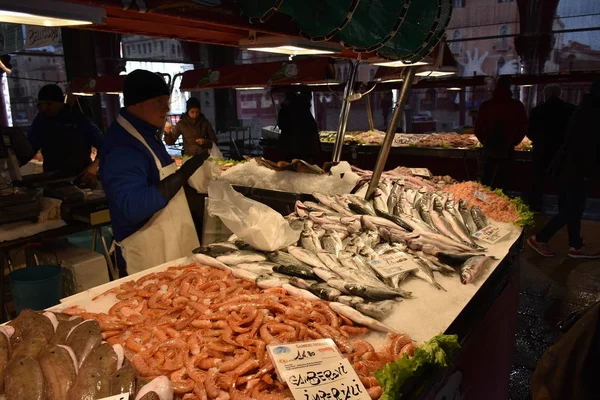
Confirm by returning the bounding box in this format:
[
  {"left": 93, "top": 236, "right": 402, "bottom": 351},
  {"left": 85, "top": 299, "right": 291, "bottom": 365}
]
[{"left": 164, "top": 97, "right": 218, "bottom": 158}]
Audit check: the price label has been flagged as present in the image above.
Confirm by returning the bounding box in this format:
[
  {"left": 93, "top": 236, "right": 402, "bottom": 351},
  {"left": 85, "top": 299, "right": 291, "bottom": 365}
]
[
  {"left": 410, "top": 168, "right": 432, "bottom": 178},
  {"left": 268, "top": 339, "right": 343, "bottom": 381},
  {"left": 472, "top": 224, "right": 510, "bottom": 244},
  {"left": 474, "top": 190, "right": 489, "bottom": 203},
  {"left": 97, "top": 394, "right": 130, "bottom": 400},
  {"left": 370, "top": 252, "right": 418, "bottom": 279}
]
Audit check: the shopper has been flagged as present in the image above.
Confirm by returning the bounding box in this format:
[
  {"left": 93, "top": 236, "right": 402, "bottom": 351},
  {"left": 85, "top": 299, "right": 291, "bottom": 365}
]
[
  {"left": 528, "top": 81, "right": 600, "bottom": 259},
  {"left": 28, "top": 84, "right": 103, "bottom": 185},
  {"left": 474, "top": 76, "right": 528, "bottom": 189},
  {"left": 381, "top": 91, "right": 394, "bottom": 130},
  {"left": 278, "top": 92, "right": 321, "bottom": 163},
  {"left": 528, "top": 84, "right": 576, "bottom": 211},
  {"left": 100, "top": 70, "right": 209, "bottom": 275},
  {"left": 164, "top": 97, "right": 218, "bottom": 158}
]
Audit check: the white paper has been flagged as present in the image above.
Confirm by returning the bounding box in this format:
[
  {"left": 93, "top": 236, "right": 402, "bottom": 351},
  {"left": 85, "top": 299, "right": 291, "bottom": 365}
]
[
  {"left": 268, "top": 339, "right": 342, "bottom": 382},
  {"left": 370, "top": 252, "right": 418, "bottom": 279},
  {"left": 410, "top": 167, "right": 432, "bottom": 178},
  {"left": 472, "top": 224, "right": 510, "bottom": 244}
]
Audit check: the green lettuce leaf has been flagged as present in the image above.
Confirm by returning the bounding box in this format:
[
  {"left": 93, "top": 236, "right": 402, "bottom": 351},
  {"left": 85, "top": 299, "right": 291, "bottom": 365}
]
[{"left": 375, "top": 334, "right": 460, "bottom": 400}]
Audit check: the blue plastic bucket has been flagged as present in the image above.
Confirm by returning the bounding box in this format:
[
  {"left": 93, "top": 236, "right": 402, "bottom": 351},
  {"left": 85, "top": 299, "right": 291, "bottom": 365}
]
[{"left": 10, "top": 265, "right": 62, "bottom": 314}]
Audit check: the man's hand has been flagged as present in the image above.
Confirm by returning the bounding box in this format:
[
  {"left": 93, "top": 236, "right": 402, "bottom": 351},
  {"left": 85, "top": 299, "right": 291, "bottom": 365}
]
[{"left": 80, "top": 169, "right": 98, "bottom": 189}]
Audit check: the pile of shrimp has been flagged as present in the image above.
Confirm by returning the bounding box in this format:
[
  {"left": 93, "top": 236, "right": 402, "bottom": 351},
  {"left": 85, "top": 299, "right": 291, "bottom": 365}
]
[{"left": 63, "top": 263, "right": 415, "bottom": 400}]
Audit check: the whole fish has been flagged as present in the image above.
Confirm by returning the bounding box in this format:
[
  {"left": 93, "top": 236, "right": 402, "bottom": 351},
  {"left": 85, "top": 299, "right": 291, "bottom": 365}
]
[
  {"left": 460, "top": 255, "right": 494, "bottom": 284},
  {"left": 267, "top": 251, "right": 311, "bottom": 269},
  {"left": 329, "top": 302, "right": 398, "bottom": 333},
  {"left": 417, "top": 232, "right": 479, "bottom": 253},
  {"left": 359, "top": 230, "right": 380, "bottom": 249},
  {"left": 282, "top": 284, "right": 320, "bottom": 301},
  {"left": 346, "top": 195, "right": 376, "bottom": 216},
  {"left": 443, "top": 202, "right": 479, "bottom": 247},
  {"left": 379, "top": 179, "right": 393, "bottom": 198},
  {"left": 193, "top": 242, "right": 239, "bottom": 256},
  {"left": 273, "top": 264, "right": 319, "bottom": 280},
  {"left": 336, "top": 295, "right": 365, "bottom": 307},
  {"left": 471, "top": 206, "right": 489, "bottom": 230},
  {"left": 358, "top": 246, "right": 378, "bottom": 261},
  {"left": 216, "top": 251, "right": 267, "bottom": 266},
  {"left": 326, "top": 279, "right": 352, "bottom": 295},
  {"left": 344, "top": 236, "right": 366, "bottom": 254},
  {"left": 287, "top": 216, "right": 305, "bottom": 231},
  {"left": 236, "top": 263, "right": 275, "bottom": 275},
  {"left": 387, "top": 181, "right": 400, "bottom": 214},
  {"left": 316, "top": 252, "right": 343, "bottom": 271},
  {"left": 356, "top": 300, "right": 396, "bottom": 320},
  {"left": 416, "top": 195, "right": 436, "bottom": 230},
  {"left": 287, "top": 246, "right": 328, "bottom": 270},
  {"left": 386, "top": 270, "right": 412, "bottom": 289},
  {"left": 438, "top": 251, "right": 486, "bottom": 267},
  {"left": 411, "top": 256, "right": 446, "bottom": 291},
  {"left": 458, "top": 199, "right": 478, "bottom": 234},
  {"left": 373, "top": 189, "right": 388, "bottom": 214},
  {"left": 309, "top": 283, "right": 342, "bottom": 301},
  {"left": 300, "top": 229, "right": 322, "bottom": 253},
  {"left": 5, "top": 356, "right": 45, "bottom": 400},
  {"left": 304, "top": 201, "right": 340, "bottom": 216},
  {"left": 431, "top": 198, "right": 464, "bottom": 244},
  {"left": 373, "top": 209, "right": 414, "bottom": 232},
  {"left": 345, "top": 283, "right": 412, "bottom": 300},
  {"left": 314, "top": 192, "right": 354, "bottom": 216},
  {"left": 193, "top": 254, "right": 232, "bottom": 271},
  {"left": 231, "top": 269, "right": 258, "bottom": 282},
  {"left": 256, "top": 273, "right": 289, "bottom": 289},
  {"left": 312, "top": 268, "right": 340, "bottom": 281},
  {"left": 417, "top": 252, "right": 456, "bottom": 275},
  {"left": 322, "top": 232, "right": 342, "bottom": 257},
  {"left": 289, "top": 277, "right": 318, "bottom": 290}
]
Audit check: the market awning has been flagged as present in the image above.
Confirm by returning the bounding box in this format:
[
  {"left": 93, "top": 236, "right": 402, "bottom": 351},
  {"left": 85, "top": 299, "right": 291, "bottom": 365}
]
[
  {"left": 179, "top": 58, "right": 336, "bottom": 91},
  {"left": 374, "top": 42, "right": 458, "bottom": 81},
  {"left": 69, "top": 75, "right": 126, "bottom": 94}
]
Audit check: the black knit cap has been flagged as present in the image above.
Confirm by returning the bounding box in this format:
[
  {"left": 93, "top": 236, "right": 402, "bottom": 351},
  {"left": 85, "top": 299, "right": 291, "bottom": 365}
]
[
  {"left": 124, "top": 69, "right": 170, "bottom": 107},
  {"left": 186, "top": 97, "right": 201, "bottom": 111},
  {"left": 38, "top": 84, "right": 64, "bottom": 102}
]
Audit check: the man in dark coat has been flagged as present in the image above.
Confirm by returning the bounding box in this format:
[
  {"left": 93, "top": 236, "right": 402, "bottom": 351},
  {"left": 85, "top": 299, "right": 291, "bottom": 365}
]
[
  {"left": 528, "top": 81, "right": 600, "bottom": 259},
  {"left": 474, "top": 76, "right": 528, "bottom": 189},
  {"left": 278, "top": 92, "right": 321, "bottom": 163},
  {"left": 528, "top": 84, "right": 576, "bottom": 211}
]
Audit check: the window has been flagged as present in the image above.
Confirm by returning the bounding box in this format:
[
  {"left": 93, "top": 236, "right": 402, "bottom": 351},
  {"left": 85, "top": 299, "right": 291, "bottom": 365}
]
[
  {"left": 161, "top": 42, "right": 164, "bottom": 52},
  {"left": 154, "top": 42, "right": 158, "bottom": 50},
  {"left": 171, "top": 44, "right": 176, "bottom": 55},
  {"left": 497, "top": 57, "right": 505, "bottom": 75},
  {"left": 137, "top": 44, "right": 141, "bottom": 54},
  {"left": 450, "top": 30, "right": 462, "bottom": 54},
  {"left": 498, "top": 25, "right": 509, "bottom": 51},
  {"left": 453, "top": 0, "right": 465, "bottom": 7}
]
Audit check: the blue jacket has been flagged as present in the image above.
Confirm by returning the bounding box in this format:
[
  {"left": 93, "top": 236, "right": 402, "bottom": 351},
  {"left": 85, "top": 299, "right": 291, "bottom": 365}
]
[
  {"left": 99, "top": 109, "right": 173, "bottom": 248},
  {"left": 28, "top": 108, "right": 103, "bottom": 176}
]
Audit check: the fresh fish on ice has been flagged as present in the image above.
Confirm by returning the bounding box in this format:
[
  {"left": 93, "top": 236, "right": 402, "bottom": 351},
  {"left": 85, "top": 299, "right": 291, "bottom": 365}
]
[
  {"left": 256, "top": 274, "right": 289, "bottom": 289},
  {"left": 216, "top": 251, "right": 267, "bottom": 266},
  {"left": 460, "top": 255, "right": 494, "bottom": 284},
  {"left": 356, "top": 300, "right": 397, "bottom": 320},
  {"left": 309, "top": 283, "right": 342, "bottom": 301},
  {"left": 282, "top": 284, "right": 320, "bottom": 301},
  {"left": 329, "top": 302, "right": 398, "bottom": 333},
  {"left": 287, "top": 246, "right": 328, "bottom": 269},
  {"left": 458, "top": 199, "right": 478, "bottom": 234},
  {"left": 312, "top": 268, "right": 340, "bottom": 282},
  {"left": 300, "top": 228, "right": 322, "bottom": 253},
  {"left": 316, "top": 252, "right": 343, "bottom": 271},
  {"left": 273, "top": 264, "right": 320, "bottom": 281},
  {"left": 322, "top": 232, "right": 342, "bottom": 257},
  {"left": 267, "top": 250, "right": 311, "bottom": 269},
  {"left": 344, "top": 283, "right": 412, "bottom": 300},
  {"left": 411, "top": 255, "right": 446, "bottom": 291},
  {"left": 289, "top": 277, "right": 318, "bottom": 290},
  {"left": 471, "top": 206, "right": 489, "bottom": 230},
  {"left": 336, "top": 295, "right": 365, "bottom": 307}
]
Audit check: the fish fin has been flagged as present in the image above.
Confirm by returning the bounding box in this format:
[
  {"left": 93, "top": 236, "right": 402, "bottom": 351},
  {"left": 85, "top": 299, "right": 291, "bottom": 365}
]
[{"left": 434, "top": 281, "right": 447, "bottom": 291}]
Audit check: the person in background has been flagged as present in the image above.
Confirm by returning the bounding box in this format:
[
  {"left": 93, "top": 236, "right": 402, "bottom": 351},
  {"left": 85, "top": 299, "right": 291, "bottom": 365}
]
[
  {"left": 164, "top": 97, "right": 218, "bottom": 158},
  {"left": 278, "top": 92, "right": 321, "bottom": 163},
  {"left": 28, "top": 84, "right": 103, "bottom": 187},
  {"left": 100, "top": 70, "right": 209, "bottom": 275},
  {"left": 474, "top": 76, "right": 528, "bottom": 189},
  {"left": 528, "top": 81, "right": 600, "bottom": 259},
  {"left": 527, "top": 84, "right": 576, "bottom": 212},
  {"left": 380, "top": 91, "right": 394, "bottom": 130}
]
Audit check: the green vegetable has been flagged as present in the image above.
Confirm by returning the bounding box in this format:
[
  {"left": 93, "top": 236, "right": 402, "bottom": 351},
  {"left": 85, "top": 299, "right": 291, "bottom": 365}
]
[
  {"left": 375, "top": 334, "right": 460, "bottom": 400},
  {"left": 208, "top": 158, "right": 246, "bottom": 167}
]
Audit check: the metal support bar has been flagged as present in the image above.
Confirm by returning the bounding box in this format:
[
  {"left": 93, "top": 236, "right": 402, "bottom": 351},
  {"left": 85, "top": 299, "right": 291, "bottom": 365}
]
[
  {"left": 365, "top": 93, "right": 375, "bottom": 132},
  {"left": 332, "top": 61, "right": 358, "bottom": 162},
  {"left": 365, "top": 67, "right": 417, "bottom": 200}
]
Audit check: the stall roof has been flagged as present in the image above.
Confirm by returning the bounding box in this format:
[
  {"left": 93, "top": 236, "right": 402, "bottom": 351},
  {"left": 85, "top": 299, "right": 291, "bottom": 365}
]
[
  {"left": 69, "top": 75, "right": 126, "bottom": 94},
  {"left": 179, "top": 57, "right": 336, "bottom": 91}
]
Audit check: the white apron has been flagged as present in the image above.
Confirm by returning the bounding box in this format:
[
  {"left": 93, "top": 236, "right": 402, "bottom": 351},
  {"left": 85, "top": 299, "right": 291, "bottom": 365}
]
[{"left": 116, "top": 115, "right": 200, "bottom": 274}]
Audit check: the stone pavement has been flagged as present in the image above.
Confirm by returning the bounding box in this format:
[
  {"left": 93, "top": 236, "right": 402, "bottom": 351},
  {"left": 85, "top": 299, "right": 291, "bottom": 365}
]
[{"left": 509, "top": 216, "right": 600, "bottom": 399}]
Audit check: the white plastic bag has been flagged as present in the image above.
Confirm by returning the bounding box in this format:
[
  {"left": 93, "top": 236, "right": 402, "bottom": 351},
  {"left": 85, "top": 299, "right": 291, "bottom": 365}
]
[
  {"left": 207, "top": 180, "right": 300, "bottom": 251},
  {"left": 209, "top": 143, "right": 224, "bottom": 160},
  {"left": 187, "top": 144, "right": 223, "bottom": 193}
]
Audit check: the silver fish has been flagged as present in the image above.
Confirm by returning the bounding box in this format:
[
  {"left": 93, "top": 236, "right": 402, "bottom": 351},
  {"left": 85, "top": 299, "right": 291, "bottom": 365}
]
[
  {"left": 231, "top": 269, "right": 258, "bottom": 281},
  {"left": 411, "top": 256, "right": 446, "bottom": 291},
  {"left": 312, "top": 268, "right": 340, "bottom": 282},
  {"left": 273, "top": 264, "right": 319, "bottom": 280},
  {"left": 287, "top": 246, "right": 328, "bottom": 269},
  {"left": 309, "top": 283, "right": 342, "bottom": 301},
  {"left": 194, "top": 242, "right": 239, "bottom": 256},
  {"left": 356, "top": 300, "right": 396, "bottom": 320},
  {"left": 282, "top": 284, "right": 321, "bottom": 301},
  {"left": 387, "top": 181, "right": 400, "bottom": 214},
  {"left": 471, "top": 206, "right": 489, "bottom": 230},
  {"left": 216, "top": 251, "right": 267, "bottom": 266},
  {"left": 193, "top": 254, "right": 231, "bottom": 271},
  {"left": 304, "top": 201, "right": 341, "bottom": 216},
  {"left": 458, "top": 199, "right": 478, "bottom": 234},
  {"left": 345, "top": 283, "right": 412, "bottom": 300},
  {"left": 417, "top": 252, "right": 456, "bottom": 275},
  {"left": 316, "top": 252, "right": 343, "bottom": 271},
  {"left": 322, "top": 233, "right": 342, "bottom": 257},
  {"left": 236, "top": 263, "right": 275, "bottom": 275},
  {"left": 460, "top": 255, "right": 494, "bottom": 284},
  {"left": 289, "top": 277, "right": 318, "bottom": 290},
  {"left": 372, "top": 209, "right": 415, "bottom": 233},
  {"left": 266, "top": 251, "right": 310, "bottom": 269},
  {"left": 336, "top": 295, "right": 365, "bottom": 307},
  {"left": 313, "top": 193, "right": 353, "bottom": 216},
  {"left": 326, "top": 279, "right": 352, "bottom": 295},
  {"left": 358, "top": 246, "right": 378, "bottom": 261},
  {"left": 417, "top": 232, "right": 480, "bottom": 253},
  {"left": 329, "top": 302, "right": 398, "bottom": 333},
  {"left": 300, "top": 229, "right": 322, "bottom": 253},
  {"left": 256, "top": 274, "right": 289, "bottom": 289},
  {"left": 346, "top": 195, "right": 376, "bottom": 216},
  {"left": 373, "top": 189, "right": 388, "bottom": 214},
  {"left": 430, "top": 198, "right": 464, "bottom": 244},
  {"left": 443, "top": 203, "right": 479, "bottom": 247},
  {"left": 386, "top": 270, "right": 412, "bottom": 289}
]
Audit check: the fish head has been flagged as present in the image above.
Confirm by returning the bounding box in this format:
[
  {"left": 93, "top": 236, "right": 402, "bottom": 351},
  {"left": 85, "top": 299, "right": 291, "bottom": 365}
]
[
  {"left": 458, "top": 198, "right": 468, "bottom": 210},
  {"left": 433, "top": 197, "right": 443, "bottom": 211}
]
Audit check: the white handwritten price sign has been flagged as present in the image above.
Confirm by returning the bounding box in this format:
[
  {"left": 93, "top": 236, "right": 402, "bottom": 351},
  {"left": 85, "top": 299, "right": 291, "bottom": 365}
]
[
  {"left": 472, "top": 224, "right": 510, "bottom": 244},
  {"left": 370, "top": 253, "right": 418, "bottom": 279},
  {"left": 409, "top": 168, "right": 432, "bottom": 178},
  {"left": 268, "top": 341, "right": 370, "bottom": 400},
  {"left": 97, "top": 394, "right": 129, "bottom": 400}
]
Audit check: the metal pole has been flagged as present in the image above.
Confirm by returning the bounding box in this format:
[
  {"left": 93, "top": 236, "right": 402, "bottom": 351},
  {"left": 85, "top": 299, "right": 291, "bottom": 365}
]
[
  {"left": 365, "top": 67, "right": 417, "bottom": 200},
  {"left": 365, "top": 93, "right": 375, "bottom": 132},
  {"left": 332, "top": 61, "right": 358, "bottom": 162}
]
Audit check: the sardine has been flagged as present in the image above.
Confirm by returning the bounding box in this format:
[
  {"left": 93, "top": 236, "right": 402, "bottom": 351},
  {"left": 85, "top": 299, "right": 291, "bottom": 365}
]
[
  {"left": 345, "top": 283, "right": 412, "bottom": 300},
  {"left": 336, "top": 295, "right": 365, "bottom": 307},
  {"left": 412, "top": 256, "right": 446, "bottom": 291},
  {"left": 312, "top": 268, "right": 340, "bottom": 282},
  {"left": 458, "top": 199, "right": 478, "bottom": 234},
  {"left": 309, "top": 283, "right": 342, "bottom": 301},
  {"left": 282, "top": 284, "right": 320, "bottom": 301},
  {"left": 287, "top": 246, "right": 328, "bottom": 269},
  {"left": 471, "top": 206, "right": 489, "bottom": 230},
  {"left": 460, "top": 256, "right": 494, "bottom": 284},
  {"left": 273, "top": 264, "right": 319, "bottom": 280},
  {"left": 216, "top": 251, "right": 267, "bottom": 266},
  {"left": 356, "top": 300, "right": 397, "bottom": 320},
  {"left": 328, "top": 302, "right": 397, "bottom": 333}
]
